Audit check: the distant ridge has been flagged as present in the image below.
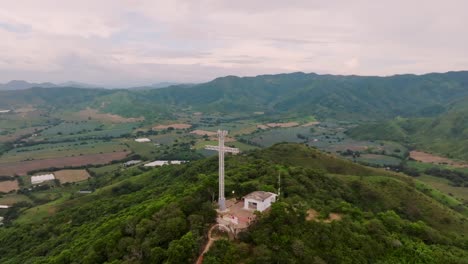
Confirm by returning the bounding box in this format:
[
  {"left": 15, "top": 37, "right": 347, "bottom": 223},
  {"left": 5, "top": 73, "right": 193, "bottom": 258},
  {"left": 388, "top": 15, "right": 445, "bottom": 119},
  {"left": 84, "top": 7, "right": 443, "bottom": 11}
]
[{"left": 0, "top": 80, "right": 100, "bottom": 90}]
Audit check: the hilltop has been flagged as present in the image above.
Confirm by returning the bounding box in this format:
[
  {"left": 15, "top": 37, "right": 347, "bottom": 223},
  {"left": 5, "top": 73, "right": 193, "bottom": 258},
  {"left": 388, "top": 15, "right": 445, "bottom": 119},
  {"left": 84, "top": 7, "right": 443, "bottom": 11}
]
[{"left": 0, "top": 143, "right": 466, "bottom": 263}]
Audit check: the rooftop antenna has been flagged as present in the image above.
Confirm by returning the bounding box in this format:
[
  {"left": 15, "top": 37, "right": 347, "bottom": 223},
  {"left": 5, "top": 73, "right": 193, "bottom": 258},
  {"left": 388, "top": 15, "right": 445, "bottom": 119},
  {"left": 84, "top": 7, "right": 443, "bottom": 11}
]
[{"left": 205, "top": 130, "right": 239, "bottom": 211}]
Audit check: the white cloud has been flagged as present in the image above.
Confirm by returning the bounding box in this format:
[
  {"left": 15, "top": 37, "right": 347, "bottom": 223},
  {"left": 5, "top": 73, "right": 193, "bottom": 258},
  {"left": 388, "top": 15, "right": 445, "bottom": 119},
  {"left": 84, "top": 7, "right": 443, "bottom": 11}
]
[{"left": 0, "top": 0, "right": 467, "bottom": 86}]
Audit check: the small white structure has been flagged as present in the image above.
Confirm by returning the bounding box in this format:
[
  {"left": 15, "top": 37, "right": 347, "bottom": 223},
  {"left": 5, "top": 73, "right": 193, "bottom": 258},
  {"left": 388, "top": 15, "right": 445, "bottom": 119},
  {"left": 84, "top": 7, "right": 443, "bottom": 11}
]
[
  {"left": 0, "top": 205, "right": 9, "bottom": 209},
  {"left": 135, "top": 138, "right": 151, "bottom": 143},
  {"left": 243, "top": 191, "right": 277, "bottom": 212},
  {"left": 144, "top": 160, "right": 186, "bottom": 167},
  {"left": 124, "top": 160, "right": 142, "bottom": 167},
  {"left": 0, "top": 110, "right": 11, "bottom": 113},
  {"left": 31, "top": 174, "right": 55, "bottom": 184}
]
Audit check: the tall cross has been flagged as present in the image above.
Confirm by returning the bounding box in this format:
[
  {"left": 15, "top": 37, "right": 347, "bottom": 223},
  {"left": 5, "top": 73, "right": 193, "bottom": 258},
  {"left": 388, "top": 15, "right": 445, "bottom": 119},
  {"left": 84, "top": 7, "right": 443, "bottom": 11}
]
[{"left": 205, "top": 130, "right": 239, "bottom": 211}]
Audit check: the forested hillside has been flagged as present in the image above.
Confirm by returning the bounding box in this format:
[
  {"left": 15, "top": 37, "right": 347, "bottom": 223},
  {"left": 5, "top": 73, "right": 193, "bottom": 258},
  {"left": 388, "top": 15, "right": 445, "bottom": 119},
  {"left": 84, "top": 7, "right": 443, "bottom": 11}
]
[
  {"left": 1, "top": 71, "right": 468, "bottom": 120},
  {"left": 348, "top": 97, "right": 468, "bottom": 159},
  {"left": 1, "top": 144, "right": 467, "bottom": 263}
]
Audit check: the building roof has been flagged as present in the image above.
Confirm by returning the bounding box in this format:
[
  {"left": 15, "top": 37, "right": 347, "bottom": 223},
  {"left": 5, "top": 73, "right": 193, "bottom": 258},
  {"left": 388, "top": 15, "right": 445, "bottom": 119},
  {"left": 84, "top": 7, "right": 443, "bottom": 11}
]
[
  {"left": 124, "top": 160, "right": 142, "bottom": 166},
  {"left": 31, "top": 174, "right": 55, "bottom": 184},
  {"left": 144, "top": 160, "right": 186, "bottom": 167},
  {"left": 243, "top": 191, "right": 276, "bottom": 201},
  {"left": 135, "top": 138, "right": 151, "bottom": 142}
]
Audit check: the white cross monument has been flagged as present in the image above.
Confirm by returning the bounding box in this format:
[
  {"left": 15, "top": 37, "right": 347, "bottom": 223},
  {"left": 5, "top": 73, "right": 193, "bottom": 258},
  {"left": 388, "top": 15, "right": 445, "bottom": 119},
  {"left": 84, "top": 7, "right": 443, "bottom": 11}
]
[{"left": 205, "top": 130, "right": 239, "bottom": 211}]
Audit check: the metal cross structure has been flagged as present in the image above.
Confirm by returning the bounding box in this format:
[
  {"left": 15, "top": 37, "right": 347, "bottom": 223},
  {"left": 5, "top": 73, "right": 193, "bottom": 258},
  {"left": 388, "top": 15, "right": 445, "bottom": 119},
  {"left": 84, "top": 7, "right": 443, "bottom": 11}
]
[{"left": 205, "top": 130, "right": 239, "bottom": 211}]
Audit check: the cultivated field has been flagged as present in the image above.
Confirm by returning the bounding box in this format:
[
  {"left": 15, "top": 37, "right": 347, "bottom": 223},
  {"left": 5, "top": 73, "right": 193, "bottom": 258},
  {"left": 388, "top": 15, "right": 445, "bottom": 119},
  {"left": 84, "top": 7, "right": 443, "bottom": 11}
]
[
  {"left": 265, "top": 122, "right": 299, "bottom": 128},
  {"left": 76, "top": 108, "right": 144, "bottom": 123},
  {"left": 0, "top": 194, "right": 31, "bottom": 205},
  {"left": 190, "top": 130, "right": 217, "bottom": 136},
  {"left": 54, "top": 169, "right": 91, "bottom": 183},
  {"left": 0, "top": 151, "right": 128, "bottom": 176},
  {"left": 0, "top": 180, "right": 19, "bottom": 193},
  {"left": 0, "top": 140, "right": 126, "bottom": 163},
  {"left": 153, "top": 123, "right": 192, "bottom": 130},
  {"left": 410, "top": 151, "right": 467, "bottom": 167}
]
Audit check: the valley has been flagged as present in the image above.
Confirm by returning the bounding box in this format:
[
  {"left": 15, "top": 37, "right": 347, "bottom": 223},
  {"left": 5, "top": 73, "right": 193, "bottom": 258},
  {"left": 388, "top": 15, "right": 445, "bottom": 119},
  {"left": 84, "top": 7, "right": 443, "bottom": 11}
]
[{"left": 0, "top": 72, "right": 467, "bottom": 263}]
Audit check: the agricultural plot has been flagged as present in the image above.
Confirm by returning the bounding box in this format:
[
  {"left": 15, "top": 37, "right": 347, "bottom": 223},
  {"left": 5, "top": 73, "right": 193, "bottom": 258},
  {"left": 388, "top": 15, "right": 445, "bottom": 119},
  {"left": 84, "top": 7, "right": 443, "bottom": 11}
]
[
  {"left": 410, "top": 151, "right": 467, "bottom": 168},
  {"left": 0, "top": 140, "right": 127, "bottom": 163},
  {"left": 88, "top": 163, "right": 121, "bottom": 176},
  {"left": 40, "top": 121, "right": 103, "bottom": 136},
  {"left": 0, "top": 194, "right": 32, "bottom": 206},
  {"left": 241, "top": 126, "right": 313, "bottom": 147},
  {"left": 149, "top": 133, "right": 180, "bottom": 145},
  {"left": 54, "top": 170, "right": 91, "bottom": 183},
  {"left": 0, "top": 180, "right": 19, "bottom": 193},
  {"left": 355, "top": 154, "right": 402, "bottom": 166},
  {"left": 74, "top": 108, "right": 145, "bottom": 123},
  {"left": 125, "top": 140, "right": 159, "bottom": 160},
  {"left": 0, "top": 151, "right": 129, "bottom": 176},
  {"left": 153, "top": 123, "right": 192, "bottom": 130},
  {"left": 36, "top": 122, "right": 136, "bottom": 142}
]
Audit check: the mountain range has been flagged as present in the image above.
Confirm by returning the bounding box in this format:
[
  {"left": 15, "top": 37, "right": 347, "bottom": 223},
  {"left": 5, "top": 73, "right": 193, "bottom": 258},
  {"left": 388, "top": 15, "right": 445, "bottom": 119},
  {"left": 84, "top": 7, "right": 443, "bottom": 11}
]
[{"left": 0, "top": 80, "right": 100, "bottom": 90}]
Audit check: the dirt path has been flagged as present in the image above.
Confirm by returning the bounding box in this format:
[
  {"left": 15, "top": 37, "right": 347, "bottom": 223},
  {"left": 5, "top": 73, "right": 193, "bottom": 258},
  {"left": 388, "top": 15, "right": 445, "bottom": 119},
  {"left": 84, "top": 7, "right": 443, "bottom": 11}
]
[{"left": 195, "top": 224, "right": 227, "bottom": 264}]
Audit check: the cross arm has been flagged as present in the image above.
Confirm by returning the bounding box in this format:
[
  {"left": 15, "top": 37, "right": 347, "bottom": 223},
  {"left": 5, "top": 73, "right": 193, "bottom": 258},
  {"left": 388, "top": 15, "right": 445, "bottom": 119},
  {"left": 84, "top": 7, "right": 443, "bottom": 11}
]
[{"left": 205, "top": 145, "right": 240, "bottom": 154}]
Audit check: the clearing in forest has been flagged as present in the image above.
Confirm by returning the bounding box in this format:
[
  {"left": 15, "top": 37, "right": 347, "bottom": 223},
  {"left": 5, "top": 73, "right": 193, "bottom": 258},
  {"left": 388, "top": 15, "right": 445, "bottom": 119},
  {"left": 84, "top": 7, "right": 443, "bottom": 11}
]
[{"left": 306, "top": 209, "right": 342, "bottom": 223}]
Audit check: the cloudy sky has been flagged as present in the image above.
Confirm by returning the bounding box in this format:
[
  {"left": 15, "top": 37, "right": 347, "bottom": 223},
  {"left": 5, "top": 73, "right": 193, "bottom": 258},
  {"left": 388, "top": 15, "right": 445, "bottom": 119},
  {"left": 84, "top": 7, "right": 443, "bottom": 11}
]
[{"left": 0, "top": 0, "right": 467, "bottom": 87}]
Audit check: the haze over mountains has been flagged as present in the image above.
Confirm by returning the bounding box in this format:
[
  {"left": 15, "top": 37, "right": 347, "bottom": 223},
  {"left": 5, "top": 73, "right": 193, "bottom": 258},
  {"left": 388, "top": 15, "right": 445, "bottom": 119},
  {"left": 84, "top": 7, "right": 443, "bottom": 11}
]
[{"left": 0, "top": 80, "right": 184, "bottom": 90}]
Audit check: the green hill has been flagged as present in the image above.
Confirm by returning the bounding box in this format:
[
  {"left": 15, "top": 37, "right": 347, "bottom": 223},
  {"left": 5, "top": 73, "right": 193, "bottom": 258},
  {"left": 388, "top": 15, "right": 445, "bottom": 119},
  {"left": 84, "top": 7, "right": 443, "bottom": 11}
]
[
  {"left": 0, "top": 144, "right": 467, "bottom": 263},
  {"left": 348, "top": 97, "right": 468, "bottom": 160},
  {"left": 2, "top": 71, "right": 468, "bottom": 120}
]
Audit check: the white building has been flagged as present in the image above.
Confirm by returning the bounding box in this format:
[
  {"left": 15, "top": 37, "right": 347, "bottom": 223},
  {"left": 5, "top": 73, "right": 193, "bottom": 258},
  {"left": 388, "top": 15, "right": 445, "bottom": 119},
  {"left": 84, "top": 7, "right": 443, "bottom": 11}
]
[
  {"left": 123, "top": 160, "right": 142, "bottom": 167},
  {"left": 243, "top": 191, "right": 277, "bottom": 212},
  {"left": 135, "top": 138, "right": 151, "bottom": 143},
  {"left": 31, "top": 174, "right": 55, "bottom": 184},
  {"left": 0, "top": 205, "right": 9, "bottom": 209},
  {"left": 144, "top": 160, "right": 186, "bottom": 167},
  {"left": 0, "top": 110, "right": 11, "bottom": 113}
]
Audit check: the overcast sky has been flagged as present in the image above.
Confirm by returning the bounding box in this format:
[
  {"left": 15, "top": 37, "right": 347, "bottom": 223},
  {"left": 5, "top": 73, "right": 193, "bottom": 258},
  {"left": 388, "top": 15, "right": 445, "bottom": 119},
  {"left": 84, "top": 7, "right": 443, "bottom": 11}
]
[{"left": 0, "top": 0, "right": 467, "bottom": 87}]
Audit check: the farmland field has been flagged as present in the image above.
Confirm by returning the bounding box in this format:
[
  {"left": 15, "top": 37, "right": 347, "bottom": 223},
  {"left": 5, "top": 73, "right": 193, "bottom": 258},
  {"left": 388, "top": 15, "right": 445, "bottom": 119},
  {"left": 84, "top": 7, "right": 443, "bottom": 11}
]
[
  {"left": 74, "top": 108, "right": 144, "bottom": 123},
  {"left": 54, "top": 169, "right": 91, "bottom": 183},
  {"left": 355, "top": 154, "right": 401, "bottom": 166},
  {"left": 410, "top": 151, "right": 467, "bottom": 168},
  {"left": 0, "top": 194, "right": 32, "bottom": 205},
  {"left": 0, "top": 151, "right": 129, "bottom": 175},
  {"left": 36, "top": 122, "right": 136, "bottom": 142},
  {"left": 0, "top": 180, "right": 19, "bottom": 193},
  {"left": 153, "top": 123, "right": 191, "bottom": 130},
  {"left": 0, "top": 140, "right": 127, "bottom": 163}
]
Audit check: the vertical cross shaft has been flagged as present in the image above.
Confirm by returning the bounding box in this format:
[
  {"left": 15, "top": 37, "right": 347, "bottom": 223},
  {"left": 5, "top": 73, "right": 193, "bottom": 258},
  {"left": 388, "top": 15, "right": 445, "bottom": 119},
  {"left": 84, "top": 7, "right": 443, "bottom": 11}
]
[
  {"left": 205, "top": 130, "right": 239, "bottom": 212},
  {"left": 218, "top": 130, "right": 227, "bottom": 211}
]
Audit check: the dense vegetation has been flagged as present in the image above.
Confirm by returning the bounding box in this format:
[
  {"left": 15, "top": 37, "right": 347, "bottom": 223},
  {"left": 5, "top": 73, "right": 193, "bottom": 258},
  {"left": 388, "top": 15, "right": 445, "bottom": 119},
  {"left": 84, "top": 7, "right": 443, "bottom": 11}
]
[
  {"left": 1, "top": 144, "right": 467, "bottom": 263},
  {"left": 1, "top": 71, "right": 468, "bottom": 120},
  {"left": 348, "top": 97, "right": 468, "bottom": 159}
]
